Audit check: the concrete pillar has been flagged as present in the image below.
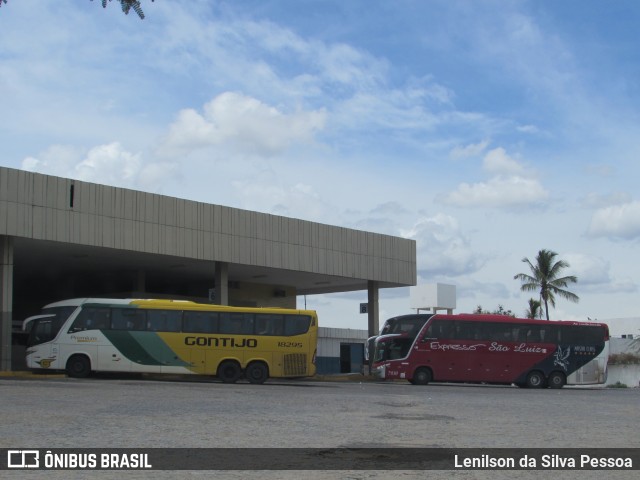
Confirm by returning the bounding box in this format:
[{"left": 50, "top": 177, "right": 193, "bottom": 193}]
[
  {"left": 214, "top": 262, "right": 229, "bottom": 305},
  {"left": 367, "top": 280, "right": 379, "bottom": 337},
  {"left": 0, "top": 236, "right": 14, "bottom": 371}
]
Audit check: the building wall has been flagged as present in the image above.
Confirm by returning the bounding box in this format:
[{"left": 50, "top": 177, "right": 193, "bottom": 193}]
[
  {"left": 317, "top": 327, "right": 368, "bottom": 374},
  {"left": 0, "top": 167, "right": 416, "bottom": 287},
  {"left": 607, "top": 337, "right": 640, "bottom": 387}
]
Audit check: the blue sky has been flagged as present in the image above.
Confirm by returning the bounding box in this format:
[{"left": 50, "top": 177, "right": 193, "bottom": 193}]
[{"left": 1, "top": 0, "right": 639, "bottom": 330}]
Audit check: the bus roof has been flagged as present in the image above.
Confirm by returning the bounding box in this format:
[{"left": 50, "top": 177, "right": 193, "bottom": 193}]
[
  {"left": 430, "top": 313, "right": 608, "bottom": 329},
  {"left": 38, "top": 298, "right": 317, "bottom": 316}
]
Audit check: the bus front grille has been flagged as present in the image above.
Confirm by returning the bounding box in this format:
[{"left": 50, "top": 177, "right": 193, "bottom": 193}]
[{"left": 283, "top": 353, "right": 307, "bottom": 376}]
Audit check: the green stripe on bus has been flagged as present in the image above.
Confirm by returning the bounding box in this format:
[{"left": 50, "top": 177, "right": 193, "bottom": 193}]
[
  {"left": 130, "top": 331, "right": 190, "bottom": 367},
  {"left": 102, "top": 331, "right": 189, "bottom": 367}
]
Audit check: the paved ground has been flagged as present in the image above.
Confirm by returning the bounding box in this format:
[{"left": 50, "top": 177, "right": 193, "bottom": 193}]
[{"left": 0, "top": 374, "right": 638, "bottom": 479}]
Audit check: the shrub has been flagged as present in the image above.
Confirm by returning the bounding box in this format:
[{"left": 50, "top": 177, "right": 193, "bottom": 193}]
[
  {"left": 606, "top": 381, "right": 628, "bottom": 388},
  {"left": 608, "top": 353, "right": 640, "bottom": 365}
]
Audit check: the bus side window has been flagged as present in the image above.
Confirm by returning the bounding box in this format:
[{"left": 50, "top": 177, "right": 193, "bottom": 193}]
[
  {"left": 440, "top": 321, "right": 455, "bottom": 339},
  {"left": 255, "top": 314, "right": 284, "bottom": 336},
  {"left": 183, "top": 311, "right": 218, "bottom": 333},
  {"left": 69, "top": 307, "right": 110, "bottom": 332},
  {"left": 422, "top": 324, "right": 434, "bottom": 341},
  {"left": 516, "top": 328, "right": 528, "bottom": 342},
  {"left": 111, "top": 309, "right": 146, "bottom": 331},
  {"left": 526, "top": 327, "right": 541, "bottom": 343},
  {"left": 284, "top": 315, "right": 311, "bottom": 336},
  {"left": 219, "top": 313, "right": 253, "bottom": 334},
  {"left": 147, "top": 310, "right": 182, "bottom": 332}
]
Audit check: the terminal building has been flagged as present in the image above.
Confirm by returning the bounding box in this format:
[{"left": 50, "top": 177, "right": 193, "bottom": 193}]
[{"left": 0, "top": 166, "right": 417, "bottom": 371}]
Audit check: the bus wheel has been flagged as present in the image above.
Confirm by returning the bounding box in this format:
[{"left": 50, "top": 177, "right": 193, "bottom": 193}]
[
  {"left": 525, "top": 370, "right": 545, "bottom": 388},
  {"left": 217, "top": 361, "right": 242, "bottom": 384},
  {"left": 66, "top": 355, "right": 91, "bottom": 378},
  {"left": 547, "top": 371, "right": 566, "bottom": 389},
  {"left": 412, "top": 367, "right": 432, "bottom": 386},
  {"left": 245, "top": 362, "right": 269, "bottom": 384}
]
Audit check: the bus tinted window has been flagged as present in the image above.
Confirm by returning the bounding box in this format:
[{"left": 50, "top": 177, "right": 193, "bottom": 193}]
[
  {"left": 219, "top": 313, "right": 254, "bottom": 334},
  {"left": 111, "top": 309, "right": 146, "bottom": 331},
  {"left": 147, "top": 310, "right": 182, "bottom": 332},
  {"left": 385, "top": 317, "right": 427, "bottom": 336},
  {"left": 183, "top": 311, "right": 219, "bottom": 333},
  {"left": 561, "top": 325, "right": 606, "bottom": 345},
  {"left": 255, "top": 314, "right": 284, "bottom": 335},
  {"left": 38, "top": 306, "right": 77, "bottom": 332},
  {"left": 29, "top": 317, "right": 67, "bottom": 345},
  {"left": 284, "top": 315, "right": 311, "bottom": 336},
  {"left": 70, "top": 307, "right": 111, "bottom": 332},
  {"left": 425, "top": 320, "right": 455, "bottom": 339},
  {"left": 475, "top": 322, "right": 516, "bottom": 342}
]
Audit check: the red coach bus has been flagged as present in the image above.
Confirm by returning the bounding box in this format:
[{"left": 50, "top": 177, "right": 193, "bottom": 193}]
[{"left": 371, "top": 314, "right": 609, "bottom": 388}]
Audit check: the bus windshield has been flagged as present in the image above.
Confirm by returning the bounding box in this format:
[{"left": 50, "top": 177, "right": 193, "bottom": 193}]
[
  {"left": 380, "top": 315, "right": 433, "bottom": 336},
  {"left": 374, "top": 336, "right": 414, "bottom": 362},
  {"left": 26, "top": 306, "right": 77, "bottom": 347}
]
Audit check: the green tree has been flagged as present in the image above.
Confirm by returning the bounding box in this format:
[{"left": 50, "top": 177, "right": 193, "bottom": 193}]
[
  {"left": 473, "top": 305, "right": 515, "bottom": 317},
  {"left": 514, "top": 249, "right": 579, "bottom": 320},
  {"left": 524, "top": 298, "right": 543, "bottom": 319}
]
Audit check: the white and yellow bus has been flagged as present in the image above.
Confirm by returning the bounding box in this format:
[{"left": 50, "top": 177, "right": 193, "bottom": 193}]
[{"left": 23, "top": 298, "right": 318, "bottom": 384}]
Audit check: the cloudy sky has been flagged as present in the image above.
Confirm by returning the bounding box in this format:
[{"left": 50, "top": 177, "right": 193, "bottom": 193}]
[{"left": 1, "top": 0, "right": 639, "bottom": 330}]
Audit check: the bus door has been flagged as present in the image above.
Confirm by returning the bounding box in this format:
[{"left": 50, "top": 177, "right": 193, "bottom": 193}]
[
  {"left": 93, "top": 308, "right": 135, "bottom": 372},
  {"left": 466, "top": 322, "right": 517, "bottom": 383},
  {"left": 415, "top": 320, "right": 473, "bottom": 382},
  {"left": 63, "top": 306, "right": 116, "bottom": 372}
]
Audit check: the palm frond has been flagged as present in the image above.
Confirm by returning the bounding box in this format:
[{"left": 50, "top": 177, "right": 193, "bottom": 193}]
[{"left": 91, "top": 0, "right": 154, "bottom": 19}]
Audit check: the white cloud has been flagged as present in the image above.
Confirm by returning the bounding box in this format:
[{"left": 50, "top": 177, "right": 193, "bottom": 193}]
[
  {"left": 563, "top": 253, "right": 611, "bottom": 286},
  {"left": 159, "top": 92, "right": 327, "bottom": 157},
  {"left": 21, "top": 145, "right": 82, "bottom": 176},
  {"left": 74, "top": 143, "right": 141, "bottom": 185},
  {"left": 370, "top": 202, "right": 409, "bottom": 216},
  {"left": 439, "top": 147, "right": 548, "bottom": 209},
  {"left": 231, "top": 177, "right": 332, "bottom": 222},
  {"left": 21, "top": 142, "right": 178, "bottom": 193},
  {"left": 581, "top": 192, "right": 633, "bottom": 209},
  {"left": 516, "top": 124, "right": 539, "bottom": 134},
  {"left": 587, "top": 201, "right": 640, "bottom": 240},
  {"left": 449, "top": 139, "right": 490, "bottom": 160},
  {"left": 440, "top": 175, "right": 548, "bottom": 209},
  {"left": 401, "top": 214, "right": 485, "bottom": 276},
  {"left": 563, "top": 253, "right": 637, "bottom": 294},
  {"left": 482, "top": 147, "right": 526, "bottom": 176}
]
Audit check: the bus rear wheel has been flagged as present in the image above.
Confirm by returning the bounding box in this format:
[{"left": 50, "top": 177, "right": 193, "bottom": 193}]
[
  {"left": 412, "top": 367, "right": 432, "bottom": 386},
  {"left": 217, "top": 361, "right": 242, "bottom": 384},
  {"left": 547, "top": 371, "right": 566, "bottom": 389},
  {"left": 66, "top": 355, "right": 91, "bottom": 378},
  {"left": 245, "top": 362, "right": 269, "bottom": 384},
  {"left": 525, "top": 370, "right": 545, "bottom": 388}
]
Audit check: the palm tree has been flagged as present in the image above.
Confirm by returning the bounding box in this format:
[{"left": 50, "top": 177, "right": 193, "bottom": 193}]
[
  {"left": 525, "top": 298, "right": 543, "bottom": 319},
  {"left": 514, "top": 249, "right": 579, "bottom": 320},
  {"left": 1, "top": 1, "right": 154, "bottom": 19}
]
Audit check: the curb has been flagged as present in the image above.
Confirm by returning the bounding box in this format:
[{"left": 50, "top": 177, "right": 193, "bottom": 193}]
[
  {"left": 0, "top": 370, "right": 65, "bottom": 378},
  {"left": 0, "top": 370, "right": 379, "bottom": 382}
]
